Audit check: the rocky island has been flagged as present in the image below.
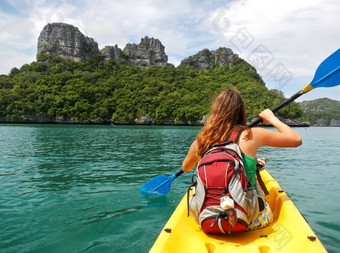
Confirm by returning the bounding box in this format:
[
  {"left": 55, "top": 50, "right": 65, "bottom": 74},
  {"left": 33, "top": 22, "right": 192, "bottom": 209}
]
[{"left": 0, "top": 22, "right": 310, "bottom": 126}]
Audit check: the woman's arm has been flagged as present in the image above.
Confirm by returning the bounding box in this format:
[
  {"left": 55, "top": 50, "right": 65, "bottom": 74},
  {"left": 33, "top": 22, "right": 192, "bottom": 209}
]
[
  {"left": 256, "top": 109, "right": 302, "bottom": 147},
  {"left": 182, "top": 140, "right": 200, "bottom": 172}
]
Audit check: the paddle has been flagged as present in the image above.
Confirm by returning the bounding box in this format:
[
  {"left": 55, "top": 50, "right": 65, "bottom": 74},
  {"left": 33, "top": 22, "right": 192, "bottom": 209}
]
[
  {"left": 140, "top": 170, "right": 184, "bottom": 196},
  {"left": 248, "top": 48, "right": 340, "bottom": 127},
  {"left": 140, "top": 48, "right": 340, "bottom": 196}
]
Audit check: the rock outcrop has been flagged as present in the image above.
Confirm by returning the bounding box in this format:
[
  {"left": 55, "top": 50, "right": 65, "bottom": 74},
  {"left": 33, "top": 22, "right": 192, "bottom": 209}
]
[
  {"left": 37, "top": 23, "right": 168, "bottom": 67},
  {"left": 330, "top": 119, "right": 340, "bottom": 127},
  {"left": 180, "top": 47, "right": 239, "bottom": 70},
  {"left": 101, "top": 37, "right": 168, "bottom": 67},
  {"left": 37, "top": 23, "right": 99, "bottom": 62},
  {"left": 123, "top": 36, "right": 168, "bottom": 67},
  {"left": 37, "top": 23, "right": 242, "bottom": 70},
  {"left": 314, "top": 119, "right": 340, "bottom": 127},
  {"left": 277, "top": 117, "right": 311, "bottom": 127},
  {"left": 101, "top": 45, "right": 124, "bottom": 63}
]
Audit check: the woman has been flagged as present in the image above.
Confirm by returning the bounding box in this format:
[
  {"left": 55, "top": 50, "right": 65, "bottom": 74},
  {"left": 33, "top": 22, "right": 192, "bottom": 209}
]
[{"left": 182, "top": 89, "right": 302, "bottom": 230}]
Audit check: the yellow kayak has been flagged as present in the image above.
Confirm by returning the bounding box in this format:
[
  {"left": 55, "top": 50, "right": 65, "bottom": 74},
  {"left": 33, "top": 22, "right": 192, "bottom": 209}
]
[{"left": 150, "top": 169, "right": 327, "bottom": 253}]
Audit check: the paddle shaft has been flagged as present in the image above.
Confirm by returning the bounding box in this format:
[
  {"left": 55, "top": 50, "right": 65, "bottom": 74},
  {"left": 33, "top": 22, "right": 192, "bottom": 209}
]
[
  {"left": 247, "top": 90, "right": 305, "bottom": 128},
  {"left": 175, "top": 170, "right": 185, "bottom": 177}
]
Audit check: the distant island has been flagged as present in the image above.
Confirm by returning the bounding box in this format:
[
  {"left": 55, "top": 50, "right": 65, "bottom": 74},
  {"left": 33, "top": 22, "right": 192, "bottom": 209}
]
[
  {"left": 0, "top": 22, "right": 313, "bottom": 126},
  {"left": 299, "top": 98, "right": 340, "bottom": 126}
]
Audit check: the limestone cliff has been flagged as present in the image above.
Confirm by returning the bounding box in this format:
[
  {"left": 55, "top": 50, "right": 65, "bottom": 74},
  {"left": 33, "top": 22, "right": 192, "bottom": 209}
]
[
  {"left": 37, "top": 23, "right": 99, "bottom": 62},
  {"left": 37, "top": 23, "right": 243, "bottom": 70},
  {"left": 180, "top": 47, "right": 239, "bottom": 70},
  {"left": 101, "top": 45, "right": 124, "bottom": 63},
  {"left": 123, "top": 36, "right": 168, "bottom": 67},
  {"left": 37, "top": 23, "right": 168, "bottom": 67},
  {"left": 101, "top": 37, "right": 168, "bottom": 67}
]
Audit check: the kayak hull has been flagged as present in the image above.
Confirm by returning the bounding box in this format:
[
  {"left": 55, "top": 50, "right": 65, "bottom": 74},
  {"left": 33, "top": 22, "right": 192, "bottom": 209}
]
[{"left": 150, "top": 169, "right": 326, "bottom": 253}]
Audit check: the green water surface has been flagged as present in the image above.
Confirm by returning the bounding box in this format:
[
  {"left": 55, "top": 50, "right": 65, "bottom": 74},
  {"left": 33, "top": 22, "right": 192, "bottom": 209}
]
[{"left": 0, "top": 125, "right": 339, "bottom": 252}]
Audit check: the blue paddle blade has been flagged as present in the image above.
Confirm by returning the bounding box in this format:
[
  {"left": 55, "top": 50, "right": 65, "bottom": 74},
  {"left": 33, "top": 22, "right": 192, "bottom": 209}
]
[
  {"left": 140, "top": 174, "right": 176, "bottom": 196},
  {"left": 311, "top": 48, "right": 340, "bottom": 88}
]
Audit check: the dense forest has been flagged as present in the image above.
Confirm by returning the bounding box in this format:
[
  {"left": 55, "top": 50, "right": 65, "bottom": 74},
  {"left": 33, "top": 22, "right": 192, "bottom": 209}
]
[{"left": 0, "top": 53, "right": 306, "bottom": 124}]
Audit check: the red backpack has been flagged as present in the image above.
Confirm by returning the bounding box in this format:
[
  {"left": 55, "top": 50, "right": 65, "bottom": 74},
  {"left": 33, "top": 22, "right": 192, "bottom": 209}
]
[{"left": 188, "top": 131, "right": 265, "bottom": 234}]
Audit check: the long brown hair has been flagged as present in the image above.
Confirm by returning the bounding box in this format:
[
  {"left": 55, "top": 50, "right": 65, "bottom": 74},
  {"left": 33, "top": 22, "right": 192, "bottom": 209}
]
[{"left": 196, "top": 89, "right": 247, "bottom": 157}]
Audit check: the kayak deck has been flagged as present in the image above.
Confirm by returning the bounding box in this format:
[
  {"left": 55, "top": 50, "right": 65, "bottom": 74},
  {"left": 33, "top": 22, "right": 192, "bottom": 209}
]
[{"left": 150, "top": 169, "right": 326, "bottom": 253}]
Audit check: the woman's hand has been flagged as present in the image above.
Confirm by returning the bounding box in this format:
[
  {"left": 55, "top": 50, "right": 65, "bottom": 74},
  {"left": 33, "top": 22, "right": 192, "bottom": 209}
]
[{"left": 259, "top": 109, "right": 278, "bottom": 124}]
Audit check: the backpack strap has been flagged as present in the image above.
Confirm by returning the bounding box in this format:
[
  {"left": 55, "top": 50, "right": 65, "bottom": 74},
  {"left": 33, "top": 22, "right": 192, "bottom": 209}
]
[
  {"left": 227, "top": 131, "right": 269, "bottom": 196},
  {"left": 209, "top": 130, "right": 243, "bottom": 150},
  {"left": 187, "top": 174, "right": 197, "bottom": 217},
  {"left": 225, "top": 130, "right": 244, "bottom": 144},
  {"left": 256, "top": 160, "right": 269, "bottom": 195}
]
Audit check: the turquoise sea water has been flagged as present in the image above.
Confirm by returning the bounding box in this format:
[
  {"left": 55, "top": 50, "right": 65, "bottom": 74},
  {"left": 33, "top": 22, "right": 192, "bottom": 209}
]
[{"left": 0, "top": 125, "right": 339, "bottom": 253}]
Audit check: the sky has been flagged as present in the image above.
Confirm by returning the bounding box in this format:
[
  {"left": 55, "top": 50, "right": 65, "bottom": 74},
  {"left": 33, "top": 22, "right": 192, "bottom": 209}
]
[{"left": 0, "top": 0, "right": 339, "bottom": 102}]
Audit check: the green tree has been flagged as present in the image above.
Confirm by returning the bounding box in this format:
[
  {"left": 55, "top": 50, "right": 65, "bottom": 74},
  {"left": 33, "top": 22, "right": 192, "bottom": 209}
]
[{"left": 0, "top": 52, "right": 306, "bottom": 124}]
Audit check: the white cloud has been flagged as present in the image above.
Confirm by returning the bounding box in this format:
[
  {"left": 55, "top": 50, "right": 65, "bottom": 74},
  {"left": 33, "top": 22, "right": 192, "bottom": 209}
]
[
  {"left": 167, "top": 56, "right": 181, "bottom": 67},
  {"left": 78, "top": 0, "right": 209, "bottom": 55},
  {"left": 0, "top": 46, "right": 36, "bottom": 74},
  {"left": 0, "top": 9, "right": 40, "bottom": 74},
  {"left": 208, "top": 0, "right": 340, "bottom": 100},
  {"left": 0, "top": 12, "right": 38, "bottom": 49}
]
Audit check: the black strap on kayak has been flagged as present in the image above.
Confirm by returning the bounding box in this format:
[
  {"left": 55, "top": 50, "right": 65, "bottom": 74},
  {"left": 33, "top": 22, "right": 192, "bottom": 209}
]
[
  {"left": 187, "top": 187, "right": 191, "bottom": 217},
  {"left": 256, "top": 163, "right": 269, "bottom": 195},
  {"left": 187, "top": 174, "right": 196, "bottom": 217}
]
